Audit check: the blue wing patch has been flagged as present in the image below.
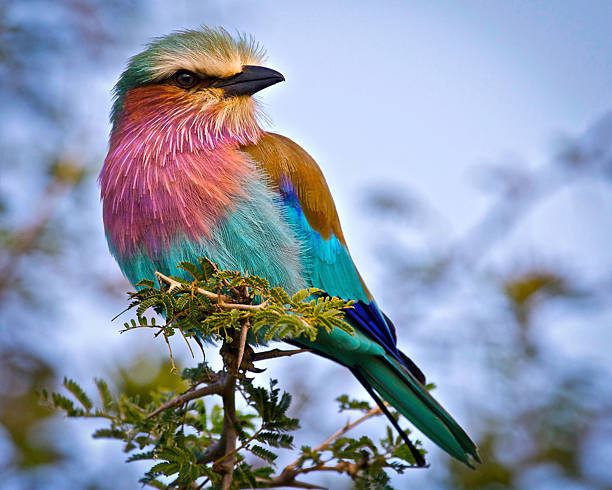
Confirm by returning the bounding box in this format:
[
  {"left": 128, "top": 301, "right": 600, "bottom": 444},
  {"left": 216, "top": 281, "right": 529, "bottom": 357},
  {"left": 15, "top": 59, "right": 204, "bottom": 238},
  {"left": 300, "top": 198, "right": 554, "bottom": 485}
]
[
  {"left": 346, "top": 302, "right": 426, "bottom": 384},
  {"left": 277, "top": 177, "right": 369, "bottom": 301},
  {"left": 277, "top": 176, "right": 425, "bottom": 383}
]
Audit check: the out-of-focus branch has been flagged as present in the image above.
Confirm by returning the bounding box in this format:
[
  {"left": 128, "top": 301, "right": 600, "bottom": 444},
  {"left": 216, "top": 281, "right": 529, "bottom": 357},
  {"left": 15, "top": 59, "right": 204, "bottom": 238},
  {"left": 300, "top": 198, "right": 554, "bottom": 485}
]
[
  {"left": 259, "top": 406, "right": 384, "bottom": 488},
  {"left": 0, "top": 160, "right": 86, "bottom": 300}
]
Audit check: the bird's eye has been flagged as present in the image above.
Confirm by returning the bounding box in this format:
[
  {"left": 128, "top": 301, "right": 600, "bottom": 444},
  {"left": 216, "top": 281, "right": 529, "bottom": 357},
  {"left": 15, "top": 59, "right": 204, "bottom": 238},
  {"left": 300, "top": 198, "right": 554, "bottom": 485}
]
[{"left": 173, "top": 70, "right": 198, "bottom": 89}]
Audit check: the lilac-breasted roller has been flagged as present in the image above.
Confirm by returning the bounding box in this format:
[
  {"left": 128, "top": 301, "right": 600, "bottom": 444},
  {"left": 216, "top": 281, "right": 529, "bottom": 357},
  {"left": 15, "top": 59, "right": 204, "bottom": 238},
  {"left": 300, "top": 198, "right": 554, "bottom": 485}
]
[{"left": 100, "top": 27, "right": 480, "bottom": 467}]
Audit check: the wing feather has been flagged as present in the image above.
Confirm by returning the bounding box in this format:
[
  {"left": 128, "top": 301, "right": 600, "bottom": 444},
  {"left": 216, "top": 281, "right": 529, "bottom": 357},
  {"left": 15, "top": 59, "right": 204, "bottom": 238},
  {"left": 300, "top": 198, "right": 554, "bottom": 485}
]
[{"left": 241, "top": 133, "right": 406, "bottom": 363}]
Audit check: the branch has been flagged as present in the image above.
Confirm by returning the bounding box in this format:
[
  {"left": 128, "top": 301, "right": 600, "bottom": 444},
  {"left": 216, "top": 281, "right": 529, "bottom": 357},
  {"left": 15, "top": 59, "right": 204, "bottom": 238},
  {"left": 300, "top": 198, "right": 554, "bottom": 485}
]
[
  {"left": 252, "top": 348, "right": 311, "bottom": 362},
  {"left": 215, "top": 343, "right": 240, "bottom": 490},
  {"left": 235, "top": 320, "right": 250, "bottom": 372},
  {"left": 213, "top": 427, "right": 263, "bottom": 469},
  {"left": 258, "top": 406, "right": 383, "bottom": 488},
  {"left": 146, "top": 375, "right": 227, "bottom": 419},
  {"left": 155, "top": 271, "right": 267, "bottom": 311},
  {"left": 254, "top": 477, "right": 326, "bottom": 489},
  {"left": 296, "top": 405, "right": 382, "bottom": 464}
]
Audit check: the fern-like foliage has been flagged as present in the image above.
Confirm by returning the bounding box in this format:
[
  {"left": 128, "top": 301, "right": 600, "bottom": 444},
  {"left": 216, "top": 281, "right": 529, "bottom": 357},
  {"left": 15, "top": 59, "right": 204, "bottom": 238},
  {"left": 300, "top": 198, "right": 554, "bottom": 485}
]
[{"left": 40, "top": 259, "right": 426, "bottom": 488}]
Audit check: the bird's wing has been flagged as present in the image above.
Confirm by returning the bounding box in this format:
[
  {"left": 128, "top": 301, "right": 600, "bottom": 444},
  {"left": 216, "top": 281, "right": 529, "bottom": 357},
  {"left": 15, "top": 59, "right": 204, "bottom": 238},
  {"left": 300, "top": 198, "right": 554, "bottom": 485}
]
[
  {"left": 241, "top": 132, "right": 414, "bottom": 371},
  {"left": 241, "top": 133, "right": 481, "bottom": 467}
]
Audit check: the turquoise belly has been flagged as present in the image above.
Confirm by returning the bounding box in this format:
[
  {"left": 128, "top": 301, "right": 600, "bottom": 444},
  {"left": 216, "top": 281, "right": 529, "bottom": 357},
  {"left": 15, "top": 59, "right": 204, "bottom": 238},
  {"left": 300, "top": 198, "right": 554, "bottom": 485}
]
[{"left": 111, "top": 178, "right": 306, "bottom": 294}]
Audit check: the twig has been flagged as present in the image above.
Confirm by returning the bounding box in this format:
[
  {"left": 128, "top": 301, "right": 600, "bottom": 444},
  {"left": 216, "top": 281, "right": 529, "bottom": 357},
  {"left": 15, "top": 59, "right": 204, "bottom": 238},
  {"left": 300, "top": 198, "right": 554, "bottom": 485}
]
[
  {"left": 155, "top": 271, "right": 268, "bottom": 311},
  {"left": 235, "top": 320, "right": 250, "bottom": 371},
  {"left": 256, "top": 406, "right": 383, "bottom": 488},
  {"left": 252, "top": 348, "right": 311, "bottom": 362},
  {"left": 216, "top": 348, "right": 239, "bottom": 490},
  {"left": 163, "top": 331, "right": 177, "bottom": 373},
  {"left": 146, "top": 376, "right": 227, "bottom": 419},
  {"left": 204, "top": 257, "right": 243, "bottom": 298},
  {"left": 196, "top": 477, "right": 209, "bottom": 489},
  {"left": 253, "top": 477, "right": 326, "bottom": 489},
  {"left": 177, "top": 325, "right": 195, "bottom": 359},
  {"left": 296, "top": 405, "right": 382, "bottom": 464},
  {"left": 213, "top": 427, "right": 263, "bottom": 468}
]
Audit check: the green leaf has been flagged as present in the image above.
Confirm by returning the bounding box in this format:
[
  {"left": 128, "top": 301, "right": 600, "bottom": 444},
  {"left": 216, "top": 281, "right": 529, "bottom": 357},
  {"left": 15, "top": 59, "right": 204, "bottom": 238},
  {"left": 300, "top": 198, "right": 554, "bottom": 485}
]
[
  {"left": 256, "top": 431, "right": 294, "bottom": 449},
  {"left": 178, "top": 261, "right": 203, "bottom": 280},
  {"left": 291, "top": 287, "right": 320, "bottom": 303},
  {"left": 95, "top": 378, "right": 113, "bottom": 411},
  {"left": 126, "top": 450, "right": 155, "bottom": 462},
  {"left": 136, "top": 279, "right": 156, "bottom": 289},
  {"left": 233, "top": 462, "right": 258, "bottom": 488},
  {"left": 63, "top": 378, "right": 93, "bottom": 412},
  {"left": 270, "top": 287, "right": 292, "bottom": 306},
  {"left": 93, "top": 428, "right": 126, "bottom": 440},
  {"left": 149, "top": 461, "right": 179, "bottom": 476},
  {"left": 51, "top": 392, "right": 84, "bottom": 416},
  {"left": 336, "top": 395, "right": 371, "bottom": 412},
  {"left": 139, "top": 478, "right": 166, "bottom": 489},
  {"left": 392, "top": 443, "right": 425, "bottom": 465},
  {"left": 249, "top": 444, "right": 278, "bottom": 463}
]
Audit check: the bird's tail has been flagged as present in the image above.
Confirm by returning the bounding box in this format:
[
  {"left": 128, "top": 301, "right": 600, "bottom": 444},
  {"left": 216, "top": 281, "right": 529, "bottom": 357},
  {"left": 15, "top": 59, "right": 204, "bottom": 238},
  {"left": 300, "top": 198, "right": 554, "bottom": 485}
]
[{"left": 352, "top": 353, "right": 481, "bottom": 468}]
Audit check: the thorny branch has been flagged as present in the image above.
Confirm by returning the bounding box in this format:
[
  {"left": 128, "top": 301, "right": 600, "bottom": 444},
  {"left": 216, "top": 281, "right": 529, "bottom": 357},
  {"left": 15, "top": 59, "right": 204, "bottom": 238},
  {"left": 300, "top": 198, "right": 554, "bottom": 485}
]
[
  {"left": 145, "top": 323, "right": 387, "bottom": 489},
  {"left": 214, "top": 347, "right": 240, "bottom": 490},
  {"left": 252, "top": 348, "right": 312, "bottom": 362},
  {"left": 50, "top": 265, "right": 417, "bottom": 489},
  {"left": 262, "top": 406, "right": 384, "bottom": 488},
  {"left": 146, "top": 376, "right": 226, "bottom": 420},
  {"left": 157, "top": 360, "right": 388, "bottom": 489},
  {"left": 294, "top": 405, "right": 383, "bottom": 463},
  {"left": 146, "top": 348, "right": 312, "bottom": 422},
  {"left": 155, "top": 271, "right": 268, "bottom": 311}
]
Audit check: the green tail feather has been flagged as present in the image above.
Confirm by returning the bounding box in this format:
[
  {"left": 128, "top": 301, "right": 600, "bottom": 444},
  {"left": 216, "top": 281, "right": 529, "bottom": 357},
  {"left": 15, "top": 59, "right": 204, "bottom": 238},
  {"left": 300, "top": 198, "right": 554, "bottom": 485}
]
[
  {"left": 356, "top": 354, "right": 481, "bottom": 467},
  {"left": 293, "top": 326, "right": 480, "bottom": 467}
]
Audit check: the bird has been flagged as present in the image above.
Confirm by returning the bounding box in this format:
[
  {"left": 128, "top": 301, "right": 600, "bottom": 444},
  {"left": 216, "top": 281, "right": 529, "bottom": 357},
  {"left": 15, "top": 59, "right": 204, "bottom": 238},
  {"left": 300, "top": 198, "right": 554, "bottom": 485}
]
[{"left": 99, "top": 26, "right": 480, "bottom": 468}]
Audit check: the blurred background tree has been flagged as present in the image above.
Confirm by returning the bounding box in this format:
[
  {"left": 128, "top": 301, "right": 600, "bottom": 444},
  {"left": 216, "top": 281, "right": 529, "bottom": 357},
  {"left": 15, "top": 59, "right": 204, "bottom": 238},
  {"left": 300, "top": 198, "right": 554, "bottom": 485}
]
[
  {"left": 364, "top": 112, "right": 612, "bottom": 489},
  {"left": 1, "top": 1, "right": 610, "bottom": 489},
  {"left": 0, "top": 1, "right": 174, "bottom": 488}
]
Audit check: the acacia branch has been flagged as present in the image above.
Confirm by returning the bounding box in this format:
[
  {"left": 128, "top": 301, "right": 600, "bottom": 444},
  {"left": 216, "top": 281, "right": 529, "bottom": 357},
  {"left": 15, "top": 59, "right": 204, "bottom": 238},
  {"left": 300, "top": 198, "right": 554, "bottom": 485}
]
[
  {"left": 235, "top": 320, "right": 250, "bottom": 372},
  {"left": 252, "top": 348, "right": 311, "bottom": 362},
  {"left": 215, "top": 342, "right": 240, "bottom": 490},
  {"left": 256, "top": 405, "right": 383, "bottom": 488},
  {"left": 213, "top": 427, "right": 263, "bottom": 469},
  {"left": 155, "top": 271, "right": 267, "bottom": 311},
  {"left": 146, "top": 375, "right": 227, "bottom": 419},
  {"left": 141, "top": 268, "right": 380, "bottom": 488},
  {"left": 294, "top": 405, "right": 382, "bottom": 467},
  {"left": 253, "top": 477, "right": 326, "bottom": 489}
]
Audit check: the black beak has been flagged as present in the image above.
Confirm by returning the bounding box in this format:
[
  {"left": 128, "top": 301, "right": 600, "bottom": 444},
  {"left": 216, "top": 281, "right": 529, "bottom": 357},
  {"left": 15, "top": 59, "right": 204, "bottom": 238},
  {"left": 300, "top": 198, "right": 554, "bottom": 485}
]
[{"left": 213, "top": 65, "right": 285, "bottom": 97}]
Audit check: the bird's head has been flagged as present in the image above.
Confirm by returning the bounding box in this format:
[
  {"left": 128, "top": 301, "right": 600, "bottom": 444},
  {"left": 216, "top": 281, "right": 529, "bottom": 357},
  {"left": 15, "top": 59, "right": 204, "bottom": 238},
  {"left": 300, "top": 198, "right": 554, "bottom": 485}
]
[{"left": 110, "top": 27, "right": 284, "bottom": 148}]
